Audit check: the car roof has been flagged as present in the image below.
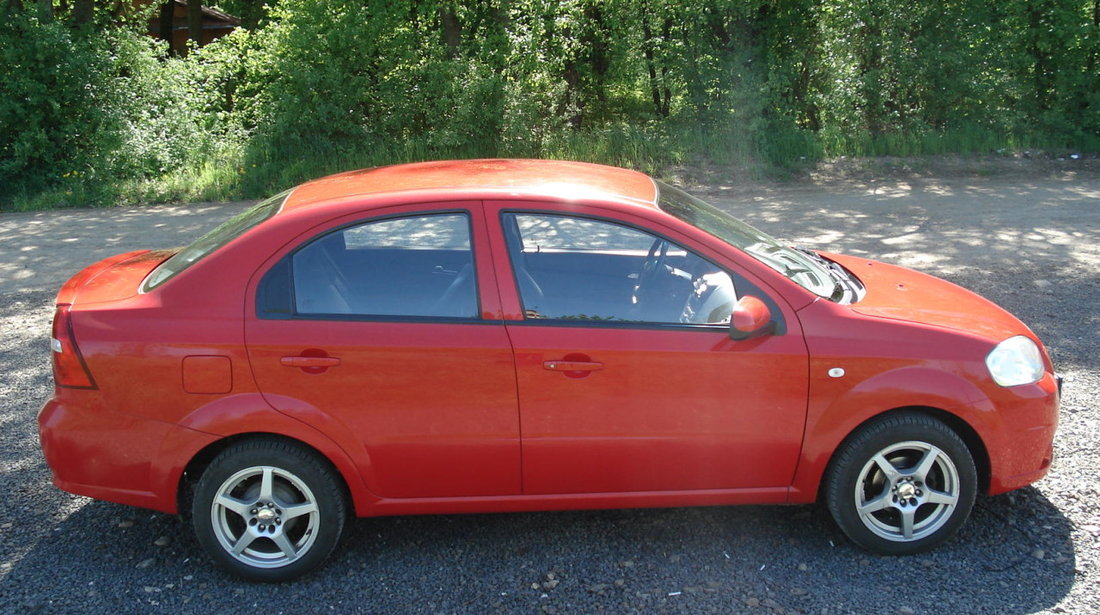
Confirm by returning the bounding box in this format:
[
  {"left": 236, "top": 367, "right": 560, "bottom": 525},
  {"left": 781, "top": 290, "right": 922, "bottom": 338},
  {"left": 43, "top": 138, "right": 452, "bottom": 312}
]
[{"left": 281, "top": 159, "right": 659, "bottom": 212}]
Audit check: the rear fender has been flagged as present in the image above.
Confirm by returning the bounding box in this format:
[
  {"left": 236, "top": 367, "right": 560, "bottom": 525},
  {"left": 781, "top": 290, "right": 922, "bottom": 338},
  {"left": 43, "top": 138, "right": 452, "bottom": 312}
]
[{"left": 152, "top": 393, "right": 377, "bottom": 515}]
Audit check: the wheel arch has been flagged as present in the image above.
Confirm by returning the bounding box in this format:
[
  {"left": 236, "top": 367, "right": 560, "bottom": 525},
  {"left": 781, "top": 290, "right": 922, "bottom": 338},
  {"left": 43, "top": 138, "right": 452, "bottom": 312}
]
[
  {"left": 172, "top": 430, "right": 375, "bottom": 518},
  {"left": 177, "top": 433, "right": 331, "bottom": 519},
  {"left": 790, "top": 362, "right": 1001, "bottom": 504},
  {"left": 815, "top": 406, "right": 991, "bottom": 503},
  {"left": 149, "top": 394, "right": 378, "bottom": 516}
]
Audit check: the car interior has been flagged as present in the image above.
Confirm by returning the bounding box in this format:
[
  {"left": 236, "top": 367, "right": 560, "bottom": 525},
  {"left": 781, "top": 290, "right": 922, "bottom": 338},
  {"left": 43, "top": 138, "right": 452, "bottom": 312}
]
[
  {"left": 260, "top": 212, "right": 738, "bottom": 325},
  {"left": 291, "top": 232, "right": 478, "bottom": 318},
  {"left": 504, "top": 213, "right": 737, "bottom": 325}
]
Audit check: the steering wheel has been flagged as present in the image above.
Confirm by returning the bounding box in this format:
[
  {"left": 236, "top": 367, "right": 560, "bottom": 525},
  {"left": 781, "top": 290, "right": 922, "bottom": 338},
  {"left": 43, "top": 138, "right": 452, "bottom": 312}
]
[
  {"left": 632, "top": 238, "right": 670, "bottom": 306},
  {"left": 679, "top": 270, "right": 737, "bottom": 324}
]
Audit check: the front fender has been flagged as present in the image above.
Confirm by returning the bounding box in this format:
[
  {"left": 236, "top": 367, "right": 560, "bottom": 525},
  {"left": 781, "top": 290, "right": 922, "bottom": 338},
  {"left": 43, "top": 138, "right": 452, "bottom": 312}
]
[
  {"left": 789, "top": 366, "right": 998, "bottom": 502},
  {"left": 151, "top": 393, "right": 377, "bottom": 515}
]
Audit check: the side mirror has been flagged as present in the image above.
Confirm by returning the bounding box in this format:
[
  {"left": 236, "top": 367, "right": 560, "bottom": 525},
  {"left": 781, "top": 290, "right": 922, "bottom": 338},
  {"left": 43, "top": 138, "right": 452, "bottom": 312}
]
[{"left": 729, "top": 295, "right": 774, "bottom": 340}]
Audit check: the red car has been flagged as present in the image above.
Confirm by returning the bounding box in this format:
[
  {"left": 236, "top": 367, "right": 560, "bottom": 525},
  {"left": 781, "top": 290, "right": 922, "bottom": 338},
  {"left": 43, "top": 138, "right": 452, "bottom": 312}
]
[{"left": 39, "top": 160, "right": 1059, "bottom": 581}]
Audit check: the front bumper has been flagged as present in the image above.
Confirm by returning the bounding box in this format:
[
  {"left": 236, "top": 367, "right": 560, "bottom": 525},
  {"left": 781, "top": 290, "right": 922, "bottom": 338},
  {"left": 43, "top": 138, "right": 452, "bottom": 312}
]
[{"left": 985, "top": 371, "right": 1060, "bottom": 494}]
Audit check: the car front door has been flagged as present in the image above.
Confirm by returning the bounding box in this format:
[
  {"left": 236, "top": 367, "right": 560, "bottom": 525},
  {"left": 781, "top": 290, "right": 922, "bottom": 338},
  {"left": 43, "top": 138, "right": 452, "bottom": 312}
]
[
  {"left": 486, "top": 203, "right": 809, "bottom": 496},
  {"left": 244, "top": 204, "right": 520, "bottom": 499}
]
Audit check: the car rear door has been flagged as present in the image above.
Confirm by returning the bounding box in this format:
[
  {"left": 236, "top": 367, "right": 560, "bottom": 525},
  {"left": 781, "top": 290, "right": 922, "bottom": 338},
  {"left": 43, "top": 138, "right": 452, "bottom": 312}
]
[
  {"left": 485, "top": 201, "right": 809, "bottom": 497},
  {"left": 244, "top": 203, "right": 520, "bottom": 499}
]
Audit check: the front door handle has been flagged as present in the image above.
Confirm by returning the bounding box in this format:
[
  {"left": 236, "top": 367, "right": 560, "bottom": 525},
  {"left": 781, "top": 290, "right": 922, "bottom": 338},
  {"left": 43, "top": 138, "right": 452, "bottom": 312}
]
[{"left": 543, "top": 360, "right": 603, "bottom": 372}]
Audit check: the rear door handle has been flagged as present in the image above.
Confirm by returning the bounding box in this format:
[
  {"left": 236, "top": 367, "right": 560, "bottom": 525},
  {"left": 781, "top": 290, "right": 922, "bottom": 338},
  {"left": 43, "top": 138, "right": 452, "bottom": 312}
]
[
  {"left": 281, "top": 356, "right": 341, "bottom": 367},
  {"left": 280, "top": 356, "right": 341, "bottom": 374},
  {"left": 543, "top": 360, "right": 603, "bottom": 372}
]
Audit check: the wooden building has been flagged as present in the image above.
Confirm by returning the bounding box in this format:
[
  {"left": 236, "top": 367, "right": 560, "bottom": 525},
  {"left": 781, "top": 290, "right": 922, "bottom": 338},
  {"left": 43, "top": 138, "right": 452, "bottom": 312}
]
[{"left": 146, "top": 0, "right": 240, "bottom": 55}]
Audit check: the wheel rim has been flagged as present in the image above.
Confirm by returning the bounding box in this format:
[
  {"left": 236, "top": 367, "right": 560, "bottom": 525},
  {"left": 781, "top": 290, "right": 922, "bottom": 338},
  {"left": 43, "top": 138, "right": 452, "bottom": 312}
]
[
  {"left": 854, "top": 440, "right": 961, "bottom": 542},
  {"left": 210, "top": 466, "right": 321, "bottom": 569}
]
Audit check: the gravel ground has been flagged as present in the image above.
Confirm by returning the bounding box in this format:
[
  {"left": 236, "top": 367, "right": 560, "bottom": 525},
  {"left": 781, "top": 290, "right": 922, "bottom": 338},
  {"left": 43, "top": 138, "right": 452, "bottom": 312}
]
[{"left": 0, "top": 176, "right": 1097, "bottom": 615}]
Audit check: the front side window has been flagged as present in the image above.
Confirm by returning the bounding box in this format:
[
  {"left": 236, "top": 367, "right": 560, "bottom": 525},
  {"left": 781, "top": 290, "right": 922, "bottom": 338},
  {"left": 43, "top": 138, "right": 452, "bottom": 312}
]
[
  {"left": 503, "top": 213, "right": 738, "bottom": 325},
  {"left": 258, "top": 212, "right": 478, "bottom": 319}
]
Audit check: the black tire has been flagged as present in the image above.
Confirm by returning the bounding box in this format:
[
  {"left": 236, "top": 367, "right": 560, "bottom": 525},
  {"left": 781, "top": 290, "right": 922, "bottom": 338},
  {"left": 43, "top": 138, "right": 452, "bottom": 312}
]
[
  {"left": 191, "top": 438, "right": 347, "bottom": 582},
  {"left": 824, "top": 412, "right": 977, "bottom": 555}
]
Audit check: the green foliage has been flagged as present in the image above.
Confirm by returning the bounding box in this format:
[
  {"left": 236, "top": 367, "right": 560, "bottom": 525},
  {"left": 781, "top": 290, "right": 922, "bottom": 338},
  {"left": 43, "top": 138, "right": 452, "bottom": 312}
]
[
  {"left": 0, "top": 15, "right": 222, "bottom": 207},
  {"left": 2, "top": 0, "right": 1099, "bottom": 210},
  {"left": 109, "top": 34, "right": 218, "bottom": 178},
  {"left": 0, "top": 17, "right": 118, "bottom": 200}
]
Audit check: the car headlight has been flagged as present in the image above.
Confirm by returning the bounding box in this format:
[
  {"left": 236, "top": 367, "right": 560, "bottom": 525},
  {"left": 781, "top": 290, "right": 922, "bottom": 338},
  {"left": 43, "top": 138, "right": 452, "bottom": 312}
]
[{"left": 985, "top": 335, "right": 1044, "bottom": 387}]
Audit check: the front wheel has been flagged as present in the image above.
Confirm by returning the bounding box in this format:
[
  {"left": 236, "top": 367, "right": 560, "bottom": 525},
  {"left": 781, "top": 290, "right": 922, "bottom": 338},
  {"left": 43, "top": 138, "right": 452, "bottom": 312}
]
[
  {"left": 825, "top": 412, "right": 977, "bottom": 554},
  {"left": 191, "top": 438, "right": 347, "bottom": 581}
]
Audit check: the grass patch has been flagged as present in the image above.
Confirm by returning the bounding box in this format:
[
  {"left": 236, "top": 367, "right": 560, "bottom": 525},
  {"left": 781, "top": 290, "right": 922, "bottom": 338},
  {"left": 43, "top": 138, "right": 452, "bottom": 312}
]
[{"left": 4, "top": 124, "right": 1098, "bottom": 213}]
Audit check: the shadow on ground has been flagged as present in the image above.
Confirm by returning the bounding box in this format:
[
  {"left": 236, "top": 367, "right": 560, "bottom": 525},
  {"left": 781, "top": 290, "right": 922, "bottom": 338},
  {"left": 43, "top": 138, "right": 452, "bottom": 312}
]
[
  {"left": 2, "top": 178, "right": 1095, "bottom": 615},
  {"left": 0, "top": 487, "right": 1075, "bottom": 615}
]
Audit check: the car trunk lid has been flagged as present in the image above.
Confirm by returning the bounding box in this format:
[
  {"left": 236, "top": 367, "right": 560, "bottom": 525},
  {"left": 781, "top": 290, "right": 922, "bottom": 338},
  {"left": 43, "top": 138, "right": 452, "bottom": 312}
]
[{"left": 56, "top": 249, "right": 178, "bottom": 306}]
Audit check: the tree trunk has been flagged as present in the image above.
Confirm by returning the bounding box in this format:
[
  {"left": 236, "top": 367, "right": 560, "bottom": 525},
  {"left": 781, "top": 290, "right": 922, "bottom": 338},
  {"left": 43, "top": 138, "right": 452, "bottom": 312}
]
[
  {"left": 1089, "top": 0, "right": 1100, "bottom": 76},
  {"left": 660, "top": 16, "right": 672, "bottom": 117},
  {"left": 1026, "top": 0, "right": 1052, "bottom": 113},
  {"left": 187, "top": 0, "right": 203, "bottom": 47},
  {"left": 72, "top": 0, "right": 94, "bottom": 26},
  {"left": 160, "top": 0, "right": 176, "bottom": 54},
  {"left": 439, "top": 4, "right": 461, "bottom": 58},
  {"left": 640, "top": 1, "right": 667, "bottom": 117},
  {"left": 582, "top": 1, "right": 609, "bottom": 103},
  {"left": 857, "top": 4, "right": 884, "bottom": 134}
]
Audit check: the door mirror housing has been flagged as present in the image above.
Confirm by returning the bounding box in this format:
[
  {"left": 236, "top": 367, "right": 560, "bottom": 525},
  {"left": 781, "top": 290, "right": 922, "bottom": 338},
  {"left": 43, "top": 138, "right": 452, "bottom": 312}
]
[{"left": 730, "top": 295, "right": 774, "bottom": 340}]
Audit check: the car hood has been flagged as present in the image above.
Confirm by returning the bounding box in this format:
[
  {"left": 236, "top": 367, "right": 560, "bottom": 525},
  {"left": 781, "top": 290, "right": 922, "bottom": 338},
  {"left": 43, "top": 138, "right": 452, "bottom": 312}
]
[{"left": 824, "top": 253, "right": 1033, "bottom": 342}]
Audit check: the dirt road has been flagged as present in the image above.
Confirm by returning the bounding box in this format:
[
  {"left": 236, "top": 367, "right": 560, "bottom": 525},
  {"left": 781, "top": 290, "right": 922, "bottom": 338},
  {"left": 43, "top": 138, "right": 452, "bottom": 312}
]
[{"left": 1, "top": 176, "right": 1097, "bottom": 614}]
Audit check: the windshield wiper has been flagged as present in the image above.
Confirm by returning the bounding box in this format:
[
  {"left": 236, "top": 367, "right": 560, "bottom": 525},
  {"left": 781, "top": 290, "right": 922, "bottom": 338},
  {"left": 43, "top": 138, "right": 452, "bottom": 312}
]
[{"left": 794, "top": 246, "right": 860, "bottom": 303}]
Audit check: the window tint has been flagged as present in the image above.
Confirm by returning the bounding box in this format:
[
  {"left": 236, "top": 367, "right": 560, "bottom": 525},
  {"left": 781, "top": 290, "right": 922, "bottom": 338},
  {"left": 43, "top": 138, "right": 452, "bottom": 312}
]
[
  {"left": 343, "top": 215, "right": 471, "bottom": 250},
  {"left": 503, "top": 213, "right": 738, "bottom": 325},
  {"left": 513, "top": 215, "right": 654, "bottom": 252},
  {"left": 261, "top": 213, "right": 478, "bottom": 319}
]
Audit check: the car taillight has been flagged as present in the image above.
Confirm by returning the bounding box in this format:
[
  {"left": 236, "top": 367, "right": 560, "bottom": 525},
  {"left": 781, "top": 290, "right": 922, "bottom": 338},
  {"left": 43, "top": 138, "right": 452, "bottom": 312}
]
[{"left": 51, "top": 304, "right": 97, "bottom": 389}]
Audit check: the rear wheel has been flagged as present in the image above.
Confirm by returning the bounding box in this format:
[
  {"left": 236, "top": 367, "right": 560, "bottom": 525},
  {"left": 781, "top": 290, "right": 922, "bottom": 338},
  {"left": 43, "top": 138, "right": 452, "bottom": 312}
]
[
  {"left": 191, "top": 438, "right": 346, "bottom": 581},
  {"left": 825, "top": 412, "right": 977, "bottom": 554}
]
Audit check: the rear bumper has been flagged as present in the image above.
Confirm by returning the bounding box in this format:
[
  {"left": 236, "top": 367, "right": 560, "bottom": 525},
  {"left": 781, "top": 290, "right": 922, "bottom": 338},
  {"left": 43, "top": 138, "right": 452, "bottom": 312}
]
[{"left": 38, "top": 395, "right": 215, "bottom": 514}]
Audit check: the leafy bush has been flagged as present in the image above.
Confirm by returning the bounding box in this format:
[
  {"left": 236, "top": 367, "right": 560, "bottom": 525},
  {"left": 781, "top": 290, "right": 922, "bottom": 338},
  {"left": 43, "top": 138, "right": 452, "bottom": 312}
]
[
  {"left": 0, "top": 16, "right": 222, "bottom": 206},
  {"left": 2, "top": 0, "right": 1098, "bottom": 210},
  {"left": 0, "top": 17, "right": 120, "bottom": 199}
]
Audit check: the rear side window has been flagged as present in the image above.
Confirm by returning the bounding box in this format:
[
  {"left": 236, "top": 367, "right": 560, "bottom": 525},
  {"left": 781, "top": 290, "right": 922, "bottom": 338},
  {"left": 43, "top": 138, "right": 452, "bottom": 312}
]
[
  {"left": 258, "top": 212, "right": 478, "bottom": 320},
  {"left": 143, "top": 190, "right": 290, "bottom": 291}
]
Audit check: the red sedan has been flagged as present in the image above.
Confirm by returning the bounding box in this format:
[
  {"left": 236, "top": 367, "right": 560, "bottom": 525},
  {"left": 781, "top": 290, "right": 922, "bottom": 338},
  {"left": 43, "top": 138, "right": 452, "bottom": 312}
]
[{"left": 39, "top": 160, "right": 1060, "bottom": 581}]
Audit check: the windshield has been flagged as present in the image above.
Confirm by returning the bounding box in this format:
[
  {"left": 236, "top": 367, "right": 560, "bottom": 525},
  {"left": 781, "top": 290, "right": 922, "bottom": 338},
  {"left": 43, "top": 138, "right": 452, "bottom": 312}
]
[
  {"left": 656, "top": 181, "right": 840, "bottom": 300},
  {"left": 142, "top": 190, "right": 291, "bottom": 291}
]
